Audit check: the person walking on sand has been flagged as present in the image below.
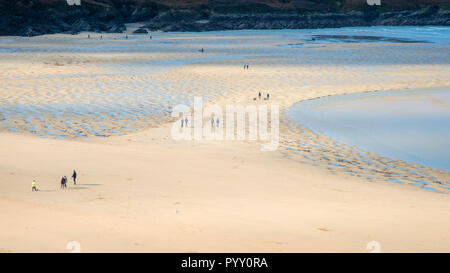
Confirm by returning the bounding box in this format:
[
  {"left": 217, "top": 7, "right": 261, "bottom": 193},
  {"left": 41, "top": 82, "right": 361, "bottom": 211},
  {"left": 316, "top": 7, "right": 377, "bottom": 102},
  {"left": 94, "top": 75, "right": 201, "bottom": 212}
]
[
  {"left": 211, "top": 116, "right": 215, "bottom": 128},
  {"left": 72, "top": 170, "right": 77, "bottom": 185},
  {"left": 185, "top": 117, "right": 188, "bottom": 127},
  {"left": 64, "top": 176, "right": 68, "bottom": 188},
  {"left": 32, "top": 180, "right": 37, "bottom": 192},
  {"left": 181, "top": 118, "right": 184, "bottom": 128},
  {"left": 216, "top": 117, "right": 220, "bottom": 128},
  {"left": 60, "top": 176, "right": 65, "bottom": 189},
  {"left": 258, "top": 91, "right": 261, "bottom": 100},
  {"left": 267, "top": 93, "right": 270, "bottom": 100}
]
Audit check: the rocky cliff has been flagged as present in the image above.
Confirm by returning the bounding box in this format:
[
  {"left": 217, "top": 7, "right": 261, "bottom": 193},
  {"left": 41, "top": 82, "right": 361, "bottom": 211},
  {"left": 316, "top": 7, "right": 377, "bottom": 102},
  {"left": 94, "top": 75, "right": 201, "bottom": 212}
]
[{"left": 0, "top": 0, "right": 449, "bottom": 36}]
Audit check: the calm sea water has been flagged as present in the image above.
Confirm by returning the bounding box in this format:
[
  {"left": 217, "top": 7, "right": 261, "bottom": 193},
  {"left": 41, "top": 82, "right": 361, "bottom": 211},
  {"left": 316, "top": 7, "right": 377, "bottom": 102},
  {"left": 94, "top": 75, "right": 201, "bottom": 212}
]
[{"left": 286, "top": 88, "right": 450, "bottom": 171}]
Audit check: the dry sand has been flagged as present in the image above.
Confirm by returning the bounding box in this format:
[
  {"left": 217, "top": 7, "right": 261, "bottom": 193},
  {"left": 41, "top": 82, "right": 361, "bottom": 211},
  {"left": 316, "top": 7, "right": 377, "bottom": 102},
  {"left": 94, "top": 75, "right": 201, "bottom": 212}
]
[
  {"left": 0, "top": 29, "right": 449, "bottom": 252},
  {"left": 1, "top": 127, "right": 449, "bottom": 253}
]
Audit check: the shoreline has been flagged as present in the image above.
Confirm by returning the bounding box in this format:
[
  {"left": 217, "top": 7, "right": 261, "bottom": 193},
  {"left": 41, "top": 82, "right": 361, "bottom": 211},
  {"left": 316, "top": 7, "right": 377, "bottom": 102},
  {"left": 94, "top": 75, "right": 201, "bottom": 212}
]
[
  {"left": 278, "top": 89, "right": 450, "bottom": 193},
  {"left": 1, "top": 30, "right": 449, "bottom": 192},
  {"left": 284, "top": 85, "right": 450, "bottom": 173},
  {"left": 1, "top": 123, "right": 449, "bottom": 252},
  {"left": 0, "top": 28, "right": 449, "bottom": 252}
]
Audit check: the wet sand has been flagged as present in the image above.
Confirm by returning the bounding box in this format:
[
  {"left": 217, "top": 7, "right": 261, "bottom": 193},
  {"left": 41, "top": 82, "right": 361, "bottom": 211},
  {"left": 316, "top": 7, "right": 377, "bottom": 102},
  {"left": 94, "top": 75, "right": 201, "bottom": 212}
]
[{"left": 0, "top": 27, "right": 449, "bottom": 252}]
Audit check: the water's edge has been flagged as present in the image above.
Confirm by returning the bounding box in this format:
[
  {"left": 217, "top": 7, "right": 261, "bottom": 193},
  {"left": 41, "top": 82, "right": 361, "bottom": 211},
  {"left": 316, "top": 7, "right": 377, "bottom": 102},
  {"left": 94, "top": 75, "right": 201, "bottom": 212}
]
[{"left": 285, "top": 86, "right": 450, "bottom": 172}]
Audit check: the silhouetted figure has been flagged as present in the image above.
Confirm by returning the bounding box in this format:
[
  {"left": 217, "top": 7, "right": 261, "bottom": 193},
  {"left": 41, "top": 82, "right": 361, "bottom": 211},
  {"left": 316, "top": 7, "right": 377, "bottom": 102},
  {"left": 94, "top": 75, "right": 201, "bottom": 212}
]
[
  {"left": 72, "top": 170, "right": 77, "bottom": 185},
  {"left": 267, "top": 93, "right": 270, "bottom": 100}
]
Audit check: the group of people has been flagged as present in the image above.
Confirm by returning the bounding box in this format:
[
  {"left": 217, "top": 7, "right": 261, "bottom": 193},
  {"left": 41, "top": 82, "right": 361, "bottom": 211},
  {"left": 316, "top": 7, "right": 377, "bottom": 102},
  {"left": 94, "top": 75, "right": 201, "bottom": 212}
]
[
  {"left": 180, "top": 116, "right": 221, "bottom": 128},
  {"left": 181, "top": 116, "right": 189, "bottom": 127},
  {"left": 31, "top": 170, "right": 77, "bottom": 192},
  {"left": 211, "top": 116, "right": 220, "bottom": 128},
  {"left": 61, "top": 170, "right": 77, "bottom": 189},
  {"left": 89, "top": 34, "right": 152, "bottom": 40},
  {"left": 60, "top": 175, "right": 68, "bottom": 189},
  {"left": 254, "top": 91, "right": 270, "bottom": 101}
]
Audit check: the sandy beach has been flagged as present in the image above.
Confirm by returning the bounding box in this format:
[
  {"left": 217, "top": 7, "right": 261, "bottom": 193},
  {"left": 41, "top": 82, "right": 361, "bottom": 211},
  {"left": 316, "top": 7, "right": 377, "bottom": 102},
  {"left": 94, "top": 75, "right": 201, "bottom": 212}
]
[{"left": 0, "top": 27, "right": 449, "bottom": 252}]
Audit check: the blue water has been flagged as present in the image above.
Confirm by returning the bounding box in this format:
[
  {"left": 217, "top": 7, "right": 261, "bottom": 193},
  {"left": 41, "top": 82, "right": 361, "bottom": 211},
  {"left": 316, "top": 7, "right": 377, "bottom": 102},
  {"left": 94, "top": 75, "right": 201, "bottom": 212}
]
[
  {"left": 1, "top": 26, "right": 449, "bottom": 139},
  {"left": 286, "top": 88, "right": 450, "bottom": 171}
]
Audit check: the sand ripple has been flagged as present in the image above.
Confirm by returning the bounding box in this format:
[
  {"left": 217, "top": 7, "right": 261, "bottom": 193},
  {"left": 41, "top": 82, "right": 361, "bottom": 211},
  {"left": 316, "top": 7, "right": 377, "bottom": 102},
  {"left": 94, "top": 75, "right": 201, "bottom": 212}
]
[{"left": 0, "top": 27, "right": 449, "bottom": 190}]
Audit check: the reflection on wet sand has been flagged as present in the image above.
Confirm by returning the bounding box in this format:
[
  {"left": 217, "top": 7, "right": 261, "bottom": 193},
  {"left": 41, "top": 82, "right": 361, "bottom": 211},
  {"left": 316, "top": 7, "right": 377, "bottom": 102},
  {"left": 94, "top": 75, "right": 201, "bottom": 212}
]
[{"left": 0, "top": 26, "right": 449, "bottom": 192}]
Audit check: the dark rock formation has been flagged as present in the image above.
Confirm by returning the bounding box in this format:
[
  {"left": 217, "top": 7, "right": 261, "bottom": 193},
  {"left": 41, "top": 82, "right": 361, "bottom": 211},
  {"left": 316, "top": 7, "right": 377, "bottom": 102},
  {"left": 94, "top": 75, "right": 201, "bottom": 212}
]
[
  {"left": 144, "top": 7, "right": 450, "bottom": 32},
  {"left": 0, "top": 1, "right": 448, "bottom": 36},
  {"left": 133, "top": 27, "right": 148, "bottom": 34}
]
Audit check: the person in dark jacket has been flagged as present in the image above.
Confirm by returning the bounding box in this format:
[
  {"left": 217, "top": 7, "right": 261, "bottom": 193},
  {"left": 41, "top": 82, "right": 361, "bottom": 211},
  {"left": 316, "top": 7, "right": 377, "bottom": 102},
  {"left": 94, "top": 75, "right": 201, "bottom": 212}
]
[{"left": 72, "top": 170, "right": 77, "bottom": 185}]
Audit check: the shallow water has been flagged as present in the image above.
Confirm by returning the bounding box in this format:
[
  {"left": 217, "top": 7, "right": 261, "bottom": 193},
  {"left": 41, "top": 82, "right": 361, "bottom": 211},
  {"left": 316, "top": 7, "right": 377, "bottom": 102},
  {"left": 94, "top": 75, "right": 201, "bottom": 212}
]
[
  {"left": 286, "top": 88, "right": 450, "bottom": 171},
  {"left": 0, "top": 26, "right": 449, "bottom": 139}
]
